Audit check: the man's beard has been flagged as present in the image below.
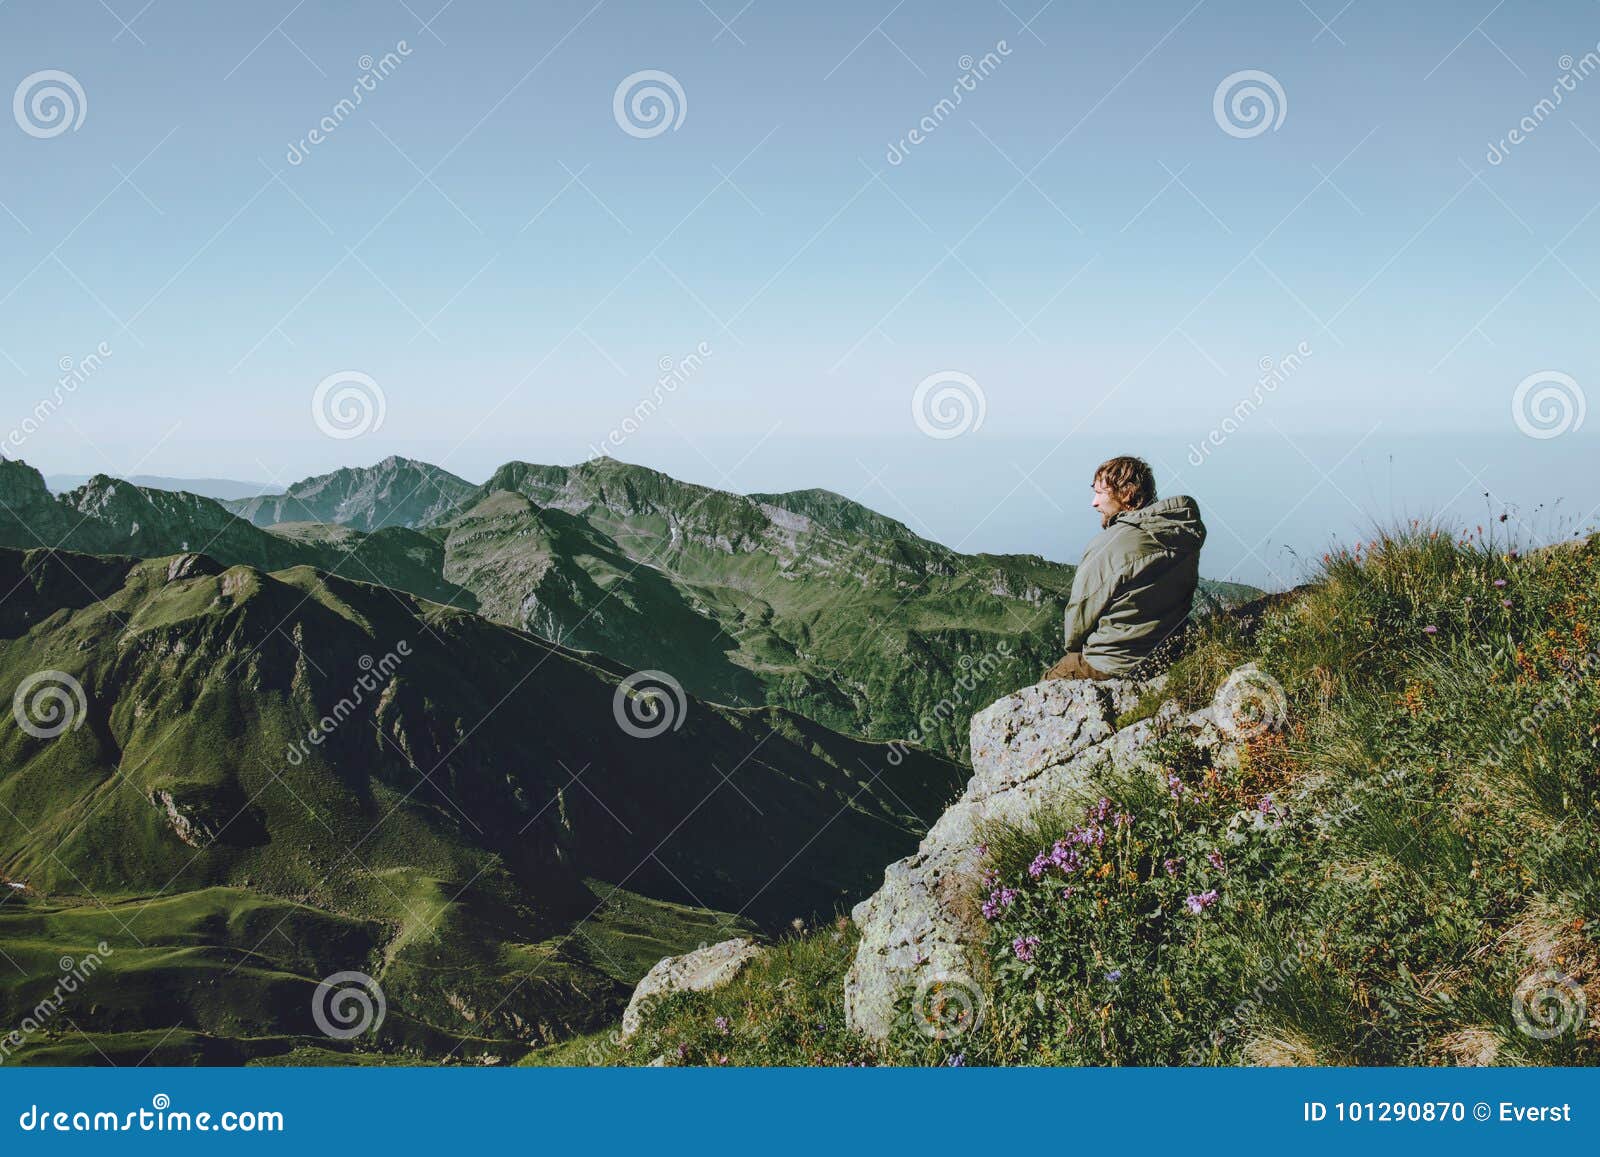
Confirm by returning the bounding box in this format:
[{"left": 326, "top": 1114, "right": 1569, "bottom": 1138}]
[{"left": 1100, "top": 510, "right": 1115, "bottom": 529}]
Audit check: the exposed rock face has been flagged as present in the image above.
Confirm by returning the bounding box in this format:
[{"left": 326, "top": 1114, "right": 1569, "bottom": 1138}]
[
  {"left": 148, "top": 789, "right": 223, "bottom": 849},
  {"left": 621, "top": 937, "right": 763, "bottom": 1038},
  {"left": 844, "top": 676, "right": 1223, "bottom": 1040},
  {"left": 166, "top": 552, "right": 223, "bottom": 582}
]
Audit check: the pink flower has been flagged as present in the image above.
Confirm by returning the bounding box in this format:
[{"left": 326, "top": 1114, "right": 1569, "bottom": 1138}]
[
  {"left": 1421, "top": 625, "right": 1438, "bottom": 635},
  {"left": 1185, "top": 889, "right": 1220, "bottom": 915}
]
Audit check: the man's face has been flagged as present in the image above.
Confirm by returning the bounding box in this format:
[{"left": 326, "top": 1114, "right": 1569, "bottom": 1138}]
[{"left": 1091, "top": 477, "right": 1123, "bottom": 523}]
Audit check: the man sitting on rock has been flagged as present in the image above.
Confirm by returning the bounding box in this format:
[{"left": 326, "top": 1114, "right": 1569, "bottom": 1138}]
[{"left": 1044, "top": 455, "right": 1207, "bottom": 682}]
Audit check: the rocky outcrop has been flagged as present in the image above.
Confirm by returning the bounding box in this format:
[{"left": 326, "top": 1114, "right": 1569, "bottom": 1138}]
[
  {"left": 621, "top": 937, "right": 763, "bottom": 1038},
  {"left": 844, "top": 676, "right": 1228, "bottom": 1040}
]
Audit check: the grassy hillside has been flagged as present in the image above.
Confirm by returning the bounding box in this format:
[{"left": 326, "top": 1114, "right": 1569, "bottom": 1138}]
[
  {"left": 0, "top": 546, "right": 964, "bottom": 1064},
  {"left": 608, "top": 524, "right": 1599, "bottom": 1066}
]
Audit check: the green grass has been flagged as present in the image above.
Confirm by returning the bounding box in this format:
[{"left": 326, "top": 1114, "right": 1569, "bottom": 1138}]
[{"left": 611, "top": 523, "right": 1600, "bottom": 1066}]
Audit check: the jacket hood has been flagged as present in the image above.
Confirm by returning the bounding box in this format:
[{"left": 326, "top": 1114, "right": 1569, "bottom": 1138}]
[{"left": 1115, "top": 495, "right": 1206, "bottom": 553}]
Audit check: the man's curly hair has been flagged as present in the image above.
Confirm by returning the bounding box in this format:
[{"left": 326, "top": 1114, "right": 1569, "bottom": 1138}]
[{"left": 1093, "top": 455, "right": 1156, "bottom": 515}]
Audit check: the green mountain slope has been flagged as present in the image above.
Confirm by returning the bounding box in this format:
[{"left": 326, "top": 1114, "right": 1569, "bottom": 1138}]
[
  {"left": 444, "top": 458, "right": 1259, "bottom": 757},
  {"left": 0, "top": 546, "right": 964, "bottom": 1063}
]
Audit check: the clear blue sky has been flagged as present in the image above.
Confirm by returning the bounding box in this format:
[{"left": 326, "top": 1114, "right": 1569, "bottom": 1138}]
[{"left": 3, "top": 1, "right": 1598, "bottom": 586}]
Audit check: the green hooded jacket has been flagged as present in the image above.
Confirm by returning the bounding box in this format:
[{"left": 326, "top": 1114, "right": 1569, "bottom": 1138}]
[{"left": 1063, "top": 495, "right": 1207, "bottom": 675}]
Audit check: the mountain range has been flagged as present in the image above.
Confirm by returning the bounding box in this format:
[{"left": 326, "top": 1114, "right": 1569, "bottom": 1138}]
[
  {"left": 1, "top": 455, "right": 1258, "bottom": 761},
  {"left": 0, "top": 452, "right": 1255, "bottom": 1063}
]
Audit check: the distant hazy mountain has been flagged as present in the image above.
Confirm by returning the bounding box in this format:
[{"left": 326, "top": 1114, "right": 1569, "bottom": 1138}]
[
  {"left": 44, "top": 473, "right": 277, "bottom": 501},
  {"left": 0, "top": 545, "right": 963, "bottom": 1063},
  {"left": 0, "top": 459, "right": 475, "bottom": 609},
  {"left": 223, "top": 455, "right": 476, "bottom": 531}
]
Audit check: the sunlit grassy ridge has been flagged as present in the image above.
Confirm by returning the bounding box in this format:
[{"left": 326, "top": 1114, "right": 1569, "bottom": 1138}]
[{"left": 611, "top": 524, "right": 1599, "bottom": 1065}]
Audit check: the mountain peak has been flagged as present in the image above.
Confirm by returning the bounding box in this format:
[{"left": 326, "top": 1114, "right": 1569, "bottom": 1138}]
[{"left": 226, "top": 458, "right": 476, "bottom": 532}]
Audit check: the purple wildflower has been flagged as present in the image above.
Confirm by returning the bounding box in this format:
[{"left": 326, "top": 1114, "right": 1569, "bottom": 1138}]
[
  {"left": 1185, "top": 889, "right": 1220, "bottom": 915},
  {"left": 1060, "top": 885, "right": 1075, "bottom": 901},
  {"left": 1012, "top": 935, "right": 1041, "bottom": 962},
  {"left": 1422, "top": 625, "right": 1438, "bottom": 635},
  {"left": 1113, "top": 810, "right": 1132, "bottom": 829},
  {"left": 1167, "top": 774, "right": 1185, "bottom": 799},
  {"left": 1207, "top": 850, "right": 1225, "bottom": 871},
  {"left": 1258, "top": 795, "right": 1274, "bottom": 814},
  {"left": 981, "top": 885, "right": 1019, "bottom": 921},
  {"left": 1492, "top": 579, "right": 1507, "bottom": 588},
  {"left": 1502, "top": 599, "right": 1512, "bottom": 608},
  {"left": 1105, "top": 969, "right": 1123, "bottom": 982},
  {"left": 1163, "top": 857, "right": 1184, "bottom": 877},
  {"left": 715, "top": 1016, "right": 730, "bottom": 1035},
  {"left": 945, "top": 1052, "right": 966, "bottom": 1067}
]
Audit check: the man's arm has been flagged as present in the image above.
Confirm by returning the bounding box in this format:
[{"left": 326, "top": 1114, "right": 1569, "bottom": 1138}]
[{"left": 1062, "top": 547, "right": 1118, "bottom": 652}]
